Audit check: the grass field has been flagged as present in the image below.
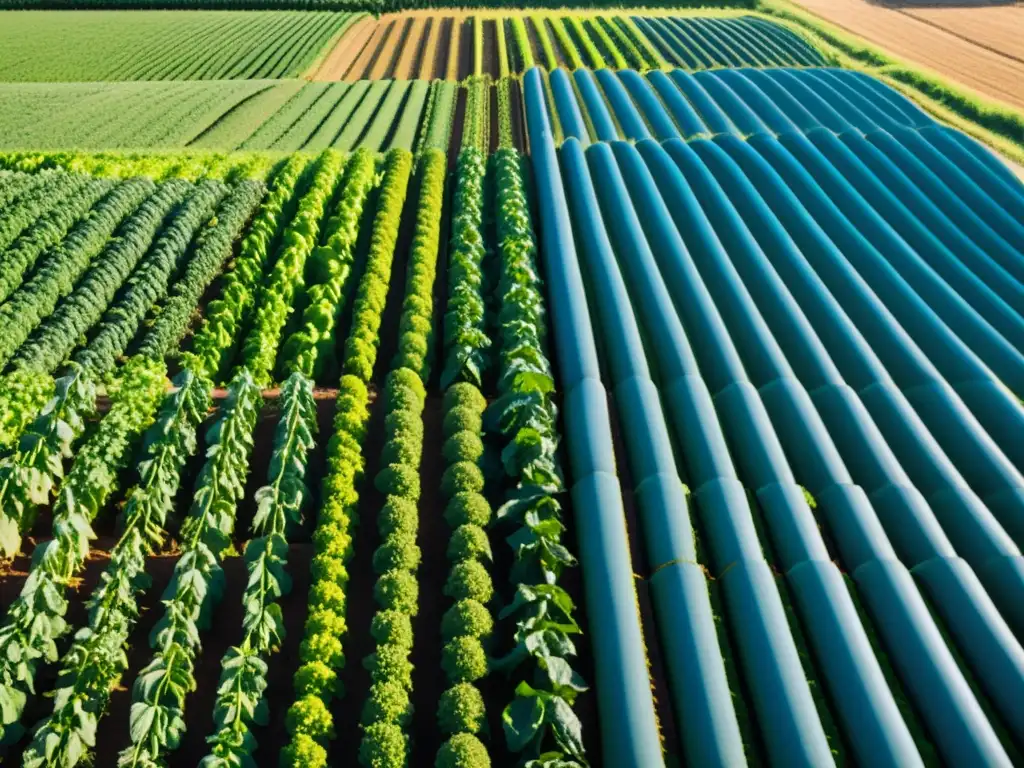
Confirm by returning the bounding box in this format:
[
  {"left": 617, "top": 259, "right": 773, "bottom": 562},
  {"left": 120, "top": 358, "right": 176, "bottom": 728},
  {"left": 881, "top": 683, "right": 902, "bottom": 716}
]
[
  {"left": 0, "top": 78, "right": 443, "bottom": 152},
  {"left": 0, "top": 10, "right": 362, "bottom": 80}
]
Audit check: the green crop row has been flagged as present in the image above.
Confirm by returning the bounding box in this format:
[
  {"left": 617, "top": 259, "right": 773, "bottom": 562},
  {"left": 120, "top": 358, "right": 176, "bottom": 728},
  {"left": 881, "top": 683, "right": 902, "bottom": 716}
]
[
  {"left": 436, "top": 383, "right": 495, "bottom": 768},
  {"left": 0, "top": 177, "right": 153, "bottom": 372},
  {"left": 73, "top": 180, "right": 229, "bottom": 376},
  {"left": 0, "top": 11, "right": 360, "bottom": 82},
  {"left": 187, "top": 155, "right": 310, "bottom": 382},
  {"left": 23, "top": 367, "right": 209, "bottom": 768},
  {"left": 10, "top": 179, "right": 191, "bottom": 376},
  {"left": 242, "top": 150, "right": 344, "bottom": 386},
  {"left": 0, "top": 357, "right": 167, "bottom": 747},
  {"left": 0, "top": 176, "right": 110, "bottom": 304},
  {"left": 487, "top": 149, "right": 587, "bottom": 765},
  {"left": 142, "top": 179, "right": 266, "bottom": 366}
]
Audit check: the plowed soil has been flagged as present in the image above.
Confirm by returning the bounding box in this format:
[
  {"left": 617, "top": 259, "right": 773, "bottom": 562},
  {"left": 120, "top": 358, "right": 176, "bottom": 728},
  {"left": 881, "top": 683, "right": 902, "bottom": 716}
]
[
  {"left": 310, "top": 14, "right": 375, "bottom": 80},
  {"left": 367, "top": 19, "right": 403, "bottom": 80},
  {"left": 791, "top": 0, "right": 1024, "bottom": 108},
  {"left": 393, "top": 17, "right": 426, "bottom": 79},
  {"left": 418, "top": 17, "right": 446, "bottom": 79},
  {"left": 344, "top": 18, "right": 393, "bottom": 81}
]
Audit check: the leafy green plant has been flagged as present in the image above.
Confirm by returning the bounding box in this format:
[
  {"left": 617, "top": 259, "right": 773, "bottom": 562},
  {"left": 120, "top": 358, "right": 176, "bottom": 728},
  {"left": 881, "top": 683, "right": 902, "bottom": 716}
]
[
  {"left": 73, "top": 180, "right": 228, "bottom": 376},
  {"left": 242, "top": 150, "right": 344, "bottom": 387},
  {"left": 138, "top": 179, "right": 266, "bottom": 363},
  {"left": 283, "top": 148, "right": 377, "bottom": 382},
  {"left": 486, "top": 149, "right": 585, "bottom": 766},
  {"left": 119, "top": 369, "right": 260, "bottom": 768},
  {"left": 280, "top": 152, "right": 411, "bottom": 767},
  {"left": 185, "top": 155, "right": 309, "bottom": 383},
  {"left": 442, "top": 148, "right": 490, "bottom": 389},
  {"left": 341, "top": 150, "right": 413, "bottom": 383},
  {"left": 0, "top": 176, "right": 111, "bottom": 304},
  {"left": 358, "top": 368, "right": 426, "bottom": 766},
  {"left": 200, "top": 371, "right": 317, "bottom": 768},
  {"left": 392, "top": 149, "right": 445, "bottom": 381},
  {"left": 0, "top": 366, "right": 96, "bottom": 556},
  {"left": 0, "top": 370, "right": 55, "bottom": 451},
  {"left": 0, "top": 356, "right": 166, "bottom": 745},
  {"left": 0, "top": 169, "right": 83, "bottom": 254},
  {"left": 461, "top": 77, "right": 491, "bottom": 155},
  {"left": 0, "top": 177, "right": 156, "bottom": 370},
  {"left": 21, "top": 368, "right": 210, "bottom": 768},
  {"left": 11, "top": 179, "right": 191, "bottom": 375}
]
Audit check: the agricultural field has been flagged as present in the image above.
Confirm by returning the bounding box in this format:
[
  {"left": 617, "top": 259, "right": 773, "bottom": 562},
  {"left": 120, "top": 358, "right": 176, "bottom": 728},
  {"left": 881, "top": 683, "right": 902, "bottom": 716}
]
[
  {"left": 787, "top": 0, "right": 1024, "bottom": 109},
  {"left": 0, "top": 0, "right": 1023, "bottom": 767},
  {"left": 0, "top": 11, "right": 361, "bottom": 81},
  {"left": 0, "top": 79, "right": 456, "bottom": 153},
  {"left": 318, "top": 11, "right": 822, "bottom": 79}
]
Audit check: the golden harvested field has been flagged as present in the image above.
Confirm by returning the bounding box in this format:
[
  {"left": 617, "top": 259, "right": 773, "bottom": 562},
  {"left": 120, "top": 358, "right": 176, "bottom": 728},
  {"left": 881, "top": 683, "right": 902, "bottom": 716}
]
[
  {"left": 791, "top": 0, "right": 1024, "bottom": 108},
  {"left": 901, "top": 4, "right": 1024, "bottom": 62}
]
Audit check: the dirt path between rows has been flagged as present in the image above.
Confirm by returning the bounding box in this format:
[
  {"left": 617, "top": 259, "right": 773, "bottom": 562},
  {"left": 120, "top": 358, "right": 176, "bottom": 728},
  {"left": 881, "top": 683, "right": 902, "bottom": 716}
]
[
  {"left": 483, "top": 18, "right": 500, "bottom": 79},
  {"left": 791, "top": 0, "right": 1024, "bottom": 108},
  {"left": 446, "top": 17, "right": 463, "bottom": 80},
  {"left": 457, "top": 18, "right": 474, "bottom": 80},
  {"left": 417, "top": 17, "right": 441, "bottom": 79}
]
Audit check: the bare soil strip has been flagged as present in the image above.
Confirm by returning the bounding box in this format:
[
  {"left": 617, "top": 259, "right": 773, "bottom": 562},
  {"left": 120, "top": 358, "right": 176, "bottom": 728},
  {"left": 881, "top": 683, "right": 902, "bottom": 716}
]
[
  {"left": 344, "top": 18, "right": 389, "bottom": 81},
  {"left": 397, "top": 17, "right": 427, "bottom": 79},
  {"left": 509, "top": 77, "right": 527, "bottom": 151},
  {"left": 792, "top": 0, "right": 1024, "bottom": 108},
  {"left": 368, "top": 19, "right": 402, "bottom": 80},
  {"left": 457, "top": 18, "right": 474, "bottom": 80},
  {"left": 483, "top": 18, "right": 500, "bottom": 80},
  {"left": 311, "top": 15, "right": 376, "bottom": 81},
  {"left": 446, "top": 17, "right": 462, "bottom": 80},
  {"left": 417, "top": 17, "right": 440, "bottom": 79}
]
